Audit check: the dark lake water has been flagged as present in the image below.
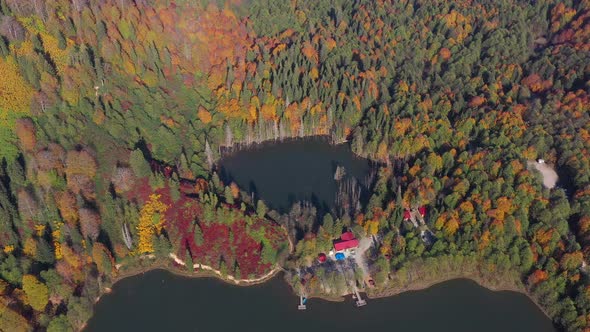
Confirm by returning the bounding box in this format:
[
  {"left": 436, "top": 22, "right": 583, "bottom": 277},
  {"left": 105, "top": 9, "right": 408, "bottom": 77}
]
[
  {"left": 219, "top": 138, "right": 372, "bottom": 212},
  {"left": 86, "top": 269, "right": 555, "bottom": 332}
]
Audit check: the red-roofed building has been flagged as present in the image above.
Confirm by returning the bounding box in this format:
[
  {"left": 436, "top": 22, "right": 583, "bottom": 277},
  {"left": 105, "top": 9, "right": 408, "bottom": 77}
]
[
  {"left": 341, "top": 231, "right": 355, "bottom": 241},
  {"left": 318, "top": 253, "right": 327, "bottom": 263},
  {"left": 334, "top": 239, "right": 359, "bottom": 252},
  {"left": 333, "top": 232, "right": 359, "bottom": 252},
  {"left": 418, "top": 206, "right": 427, "bottom": 217},
  {"left": 403, "top": 209, "right": 411, "bottom": 220}
]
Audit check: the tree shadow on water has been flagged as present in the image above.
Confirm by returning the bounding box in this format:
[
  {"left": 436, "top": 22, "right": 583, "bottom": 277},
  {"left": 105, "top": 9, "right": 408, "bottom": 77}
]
[
  {"left": 217, "top": 165, "right": 233, "bottom": 185},
  {"left": 286, "top": 192, "right": 298, "bottom": 213},
  {"left": 310, "top": 192, "right": 330, "bottom": 222}
]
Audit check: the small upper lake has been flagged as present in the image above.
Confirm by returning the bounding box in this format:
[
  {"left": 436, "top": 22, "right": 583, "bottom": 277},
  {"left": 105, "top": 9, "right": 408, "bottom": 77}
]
[
  {"left": 219, "top": 138, "right": 372, "bottom": 212},
  {"left": 86, "top": 269, "right": 555, "bottom": 332}
]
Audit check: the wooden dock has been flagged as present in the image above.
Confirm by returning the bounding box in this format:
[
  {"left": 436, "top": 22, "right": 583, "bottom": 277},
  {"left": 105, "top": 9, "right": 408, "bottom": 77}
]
[
  {"left": 298, "top": 295, "right": 307, "bottom": 310},
  {"left": 353, "top": 287, "right": 367, "bottom": 307}
]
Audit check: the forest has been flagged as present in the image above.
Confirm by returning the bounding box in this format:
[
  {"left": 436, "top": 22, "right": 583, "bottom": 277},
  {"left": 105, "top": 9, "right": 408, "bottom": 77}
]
[{"left": 0, "top": 0, "right": 588, "bottom": 331}]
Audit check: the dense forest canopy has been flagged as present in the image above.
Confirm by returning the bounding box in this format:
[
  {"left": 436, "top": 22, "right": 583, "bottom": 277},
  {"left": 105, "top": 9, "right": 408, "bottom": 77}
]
[{"left": 0, "top": 0, "right": 588, "bottom": 331}]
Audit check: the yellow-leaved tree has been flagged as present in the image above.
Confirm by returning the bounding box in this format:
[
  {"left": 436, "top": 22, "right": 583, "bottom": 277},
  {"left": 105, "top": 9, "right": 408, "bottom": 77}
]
[
  {"left": 22, "top": 275, "right": 49, "bottom": 312},
  {"left": 137, "top": 194, "right": 169, "bottom": 254},
  {"left": 0, "top": 56, "right": 34, "bottom": 160}
]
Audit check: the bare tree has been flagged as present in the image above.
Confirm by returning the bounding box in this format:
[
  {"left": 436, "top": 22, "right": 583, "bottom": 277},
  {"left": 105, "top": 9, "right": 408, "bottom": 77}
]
[
  {"left": 32, "top": 0, "right": 46, "bottom": 20},
  {"left": 121, "top": 223, "right": 133, "bottom": 249},
  {"left": 0, "top": 16, "right": 25, "bottom": 42},
  {"left": 336, "top": 178, "right": 362, "bottom": 217},
  {"left": 31, "top": 91, "right": 52, "bottom": 115},
  {"left": 279, "top": 120, "right": 286, "bottom": 140},
  {"left": 271, "top": 119, "right": 277, "bottom": 140},
  {"left": 334, "top": 165, "right": 346, "bottom": 181},
  {"left": 299, "top": 116, "right": 304, "bottom": 137},
  {"left": 71, "top": 0, "right": 89, "bottom": 12},
  {"left": 205, "top": 140, "right": 214, "bottom": 169},
  {"left": 111, "top": 167, "right": 135, "bottom": 193},
  {"left": 79, "top": 207, "right": 101, "bottom": 241},
  {"left": 5, "top": 0, "right": 33, "bottom": 16},
  {"left": 17, "top": 189, "right": 39, "bottom": 221},
  {"left": 225, "top": 123, "right": 233, "bottom": 147}
]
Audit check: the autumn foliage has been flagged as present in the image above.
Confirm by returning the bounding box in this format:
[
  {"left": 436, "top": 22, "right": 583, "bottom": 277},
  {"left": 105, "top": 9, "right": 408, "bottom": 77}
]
[
  {"left": 137, "top": 194, "right": 169, "bottom": 254},
  {"left": 22, "top": 274, "right": 48, "bottom": 312},
  {"left": 0, "top": 0, "right": 589, "bottom": 331}
]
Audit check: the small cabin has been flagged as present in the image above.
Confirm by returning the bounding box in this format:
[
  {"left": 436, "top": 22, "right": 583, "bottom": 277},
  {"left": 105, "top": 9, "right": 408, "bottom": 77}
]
[
  {"left": 418, "top": 206, "right": 427, "bottom": 217},
  {"left": 403, "top": 209, "right": 411, "bottom": 221}
]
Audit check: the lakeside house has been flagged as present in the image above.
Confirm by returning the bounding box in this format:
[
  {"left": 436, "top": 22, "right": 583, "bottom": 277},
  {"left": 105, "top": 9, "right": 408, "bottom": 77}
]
[
  {"left": 403, "top": 206, "right": 427, "bottom": 221},
  {"left": 333, "top": 231, "right": 359, "bottom": 253}
]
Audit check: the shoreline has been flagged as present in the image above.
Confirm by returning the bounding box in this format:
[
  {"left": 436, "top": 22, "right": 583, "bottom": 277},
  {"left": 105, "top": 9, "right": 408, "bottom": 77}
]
[
  {"left": 216, "top": 134, "right": 379, "bottom": 165},
  {"left": 300, "top": 276, "right": 550, "bottom": 322},
  {"left": 367, "top": 276, "right": 549, "bottom": 319},
  {"left": 291, "top": 266, "right": 551, "bottom": 322},
  {"left": 85, "top": 255, "right": 283, "bottom": 329},
  {"left": 87, "top": 262, "right": 554, "bottom": 331},
  {"left": 105, "top": 264, "right": 550, "bottom": 317},
  {"left": 218, "top": 134, "right": 345, "bottom": 158},
  {"left": 110, "top": 255, "right": 282, "bottom": 288},
  {"left": 84, "top": 256, "right": 282, "bottom": 331}
]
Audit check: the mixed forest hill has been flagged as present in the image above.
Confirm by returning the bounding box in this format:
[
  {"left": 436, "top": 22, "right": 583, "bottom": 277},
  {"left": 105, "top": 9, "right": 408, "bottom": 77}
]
[{"left": 0, "top": 0, "right": 588, "bottom": 331}]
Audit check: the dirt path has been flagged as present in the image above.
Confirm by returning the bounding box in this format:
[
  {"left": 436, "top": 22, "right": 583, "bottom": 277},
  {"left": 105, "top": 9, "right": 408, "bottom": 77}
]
[
  {"left": 168, "top": 253, "right": 281, "bottom": 284},
  {"left": 354, "top": 237, "right": 372, "bottom": 276}
]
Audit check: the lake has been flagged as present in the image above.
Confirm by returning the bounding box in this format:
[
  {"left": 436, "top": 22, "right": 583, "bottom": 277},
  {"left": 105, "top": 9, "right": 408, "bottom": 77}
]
[
  {"left": 219, "top": 138, "right": 372, "bottom": 212},
  {"left": 86, "top": 139, "right": 556, "bottom": 332},
  {"left": 86, "top": 269, "right": 555, "bottom": 332}
]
